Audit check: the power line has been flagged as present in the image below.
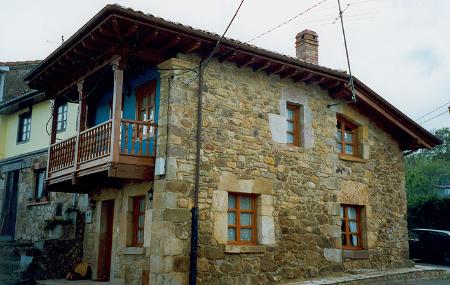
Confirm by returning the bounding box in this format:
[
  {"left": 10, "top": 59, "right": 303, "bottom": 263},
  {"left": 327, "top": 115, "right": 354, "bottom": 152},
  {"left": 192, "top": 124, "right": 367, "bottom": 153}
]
[
  {"left": 246, "top": 0, "right": 329, "bottom": 43},
  {"left": 415, "top": 101, "right": 450, "bottom": 121},
  {"left": 419, "top": 109, "right": 449, "bottom": 125}
]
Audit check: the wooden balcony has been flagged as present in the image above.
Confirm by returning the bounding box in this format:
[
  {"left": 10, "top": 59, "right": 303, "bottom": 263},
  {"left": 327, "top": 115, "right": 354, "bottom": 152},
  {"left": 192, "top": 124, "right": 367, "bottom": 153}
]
[{"left": 47, "top": 118, "right": 157, "bottom": 187}]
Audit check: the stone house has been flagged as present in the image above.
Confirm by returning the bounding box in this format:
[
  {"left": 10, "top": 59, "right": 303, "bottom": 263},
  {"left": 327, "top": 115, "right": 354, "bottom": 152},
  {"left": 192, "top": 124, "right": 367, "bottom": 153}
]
[{"left": 23, "top": 4, "right": 441, "bottom": 285}]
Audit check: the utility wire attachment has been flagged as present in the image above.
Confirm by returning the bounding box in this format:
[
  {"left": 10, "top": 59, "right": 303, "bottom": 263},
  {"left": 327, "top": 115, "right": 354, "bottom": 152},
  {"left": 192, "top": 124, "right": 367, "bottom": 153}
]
[{"left": 328, "top": 0, "right": 357, "bottom": 108}]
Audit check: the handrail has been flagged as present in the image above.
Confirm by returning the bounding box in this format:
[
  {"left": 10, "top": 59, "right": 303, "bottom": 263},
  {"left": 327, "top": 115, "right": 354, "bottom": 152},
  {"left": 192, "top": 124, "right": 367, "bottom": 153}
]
[
  {"left": 79, "top": 119, "right": 112, "bottom": 135},
  {"left": 49, "top": 135, "right": 77, "bottom": 148},
  {"left": 121, "top": 118, "right": 158, "bottom": 127}
]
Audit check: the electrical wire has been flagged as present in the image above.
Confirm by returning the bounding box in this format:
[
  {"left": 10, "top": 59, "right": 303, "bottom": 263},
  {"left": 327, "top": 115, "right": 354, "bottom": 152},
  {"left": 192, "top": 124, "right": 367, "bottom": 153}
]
[
  {"left": 184, "top": 0, "right": 245, "bottom": 86},
  {"left": 419, "top": 110, "right": 449, "bottom": 125},
  {"left": 246, "top": 0, "right": 329, "bottom": 43},
  {"left": 415, "top": 101, "right": 450, "bottom": 121}
]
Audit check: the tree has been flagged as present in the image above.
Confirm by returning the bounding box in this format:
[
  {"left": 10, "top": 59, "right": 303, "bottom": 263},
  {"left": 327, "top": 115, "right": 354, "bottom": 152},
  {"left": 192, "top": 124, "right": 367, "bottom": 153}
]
[{"left": 405, "top": 127, "right": 450, "bottom": 207}]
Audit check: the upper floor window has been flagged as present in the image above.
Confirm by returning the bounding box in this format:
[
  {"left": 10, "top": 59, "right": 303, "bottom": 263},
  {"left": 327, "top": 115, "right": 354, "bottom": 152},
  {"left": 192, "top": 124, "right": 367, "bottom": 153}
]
[
  {"left": 136, "top": 80, "right": 156, "bottom": 122},
  {"left": 287, "top": 103, "right": 300, "bottom": 146},
  {"left": 340, "top": 205, "right": 363, "bottom": 249},
  {"left": 337, "top": 115, "right": 358, "bottom": 156},
  {"left": 17, "top": 111, "right": 31, "bottom": 143},
  {"left": 228, "top": 193, "right": 257, "bottom": 245},
  {"left": 56, "top": 103, "right": 68, "bottom": 132},
  {"left": 132, "top": 196, "right": 145, "bottom": 247},
  {"left": 35, "top": 169, "right": 46, "bottom": 199}
]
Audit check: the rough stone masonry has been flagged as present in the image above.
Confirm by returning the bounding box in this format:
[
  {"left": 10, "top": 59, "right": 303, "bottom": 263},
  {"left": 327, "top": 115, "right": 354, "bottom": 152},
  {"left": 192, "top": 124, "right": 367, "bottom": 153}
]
[{"left": 148, "top": 53, "right": 412, "bottom": 285}]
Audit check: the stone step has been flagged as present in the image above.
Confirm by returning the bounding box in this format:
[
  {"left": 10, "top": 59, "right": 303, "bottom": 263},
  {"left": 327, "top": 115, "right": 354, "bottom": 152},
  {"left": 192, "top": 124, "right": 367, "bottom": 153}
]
[{"left": 282, "top": 265, "right": 448, "bottom": 285}]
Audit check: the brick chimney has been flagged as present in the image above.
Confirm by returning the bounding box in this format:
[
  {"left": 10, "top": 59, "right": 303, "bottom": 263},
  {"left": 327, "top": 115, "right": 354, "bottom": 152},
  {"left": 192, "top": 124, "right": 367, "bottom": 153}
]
[{"left": 295, "top": 30, "right": 319, "bottom": 65}]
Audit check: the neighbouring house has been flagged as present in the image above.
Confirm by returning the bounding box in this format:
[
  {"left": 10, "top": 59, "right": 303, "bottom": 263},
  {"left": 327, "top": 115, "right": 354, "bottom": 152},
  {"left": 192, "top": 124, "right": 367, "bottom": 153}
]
[
  {"left": 0, "top": 61, "right": 87, "bottom": 280},
  {"left": 22, "top": 4, "right": 441, "bottom": 285}
]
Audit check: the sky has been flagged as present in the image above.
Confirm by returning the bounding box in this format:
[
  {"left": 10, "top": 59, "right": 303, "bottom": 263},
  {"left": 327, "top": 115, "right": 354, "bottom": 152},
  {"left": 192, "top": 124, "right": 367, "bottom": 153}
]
[{"left": 0, "top": 0, "right": 448, "bottom": 131}]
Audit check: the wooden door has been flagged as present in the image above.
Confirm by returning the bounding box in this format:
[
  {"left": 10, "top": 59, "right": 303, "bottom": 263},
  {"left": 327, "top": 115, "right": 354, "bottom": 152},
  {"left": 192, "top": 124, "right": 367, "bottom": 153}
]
[
  {"left": 97, "top": 200, "right": 114, "bottom": 281},
  {"left": 0, "top": 170, "right": 19, "bottom": 239}
]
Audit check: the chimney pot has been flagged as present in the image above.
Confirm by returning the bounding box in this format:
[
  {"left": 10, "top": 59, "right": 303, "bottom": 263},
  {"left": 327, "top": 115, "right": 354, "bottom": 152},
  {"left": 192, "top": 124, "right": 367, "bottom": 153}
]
[{"left": 295, "top": 29, "right": 319, "bottom": 65}]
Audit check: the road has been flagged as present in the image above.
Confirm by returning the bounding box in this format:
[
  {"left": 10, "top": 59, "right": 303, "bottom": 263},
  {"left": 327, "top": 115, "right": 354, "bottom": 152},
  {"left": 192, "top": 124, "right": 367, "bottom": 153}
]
[{"left": 369, "top": 264, "right": 450, "bottom": 285}]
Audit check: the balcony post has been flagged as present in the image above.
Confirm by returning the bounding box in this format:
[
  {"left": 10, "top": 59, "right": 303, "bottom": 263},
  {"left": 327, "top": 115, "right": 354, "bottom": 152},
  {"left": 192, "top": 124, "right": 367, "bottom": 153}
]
[
  {"left": 45, "top": 97, "right": 60, "bottom": 183},
  {"left": 72, "top": 81, "right": 85, "bottom": 183},
  {"left": 110, "top": 58, "right": 125, "bottom": 163}
]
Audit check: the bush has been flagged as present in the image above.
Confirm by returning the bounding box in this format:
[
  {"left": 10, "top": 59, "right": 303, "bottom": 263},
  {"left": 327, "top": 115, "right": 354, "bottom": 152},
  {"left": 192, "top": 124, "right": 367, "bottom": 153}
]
[{"left": 408, "top": 197, "right": 450, "bottom": 230}]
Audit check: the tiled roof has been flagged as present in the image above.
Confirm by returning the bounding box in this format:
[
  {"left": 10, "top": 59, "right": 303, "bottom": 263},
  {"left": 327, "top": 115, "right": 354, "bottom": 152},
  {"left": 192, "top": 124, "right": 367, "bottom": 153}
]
[{"left": 1, "top": 61, "right": 41, "bottom": 102}]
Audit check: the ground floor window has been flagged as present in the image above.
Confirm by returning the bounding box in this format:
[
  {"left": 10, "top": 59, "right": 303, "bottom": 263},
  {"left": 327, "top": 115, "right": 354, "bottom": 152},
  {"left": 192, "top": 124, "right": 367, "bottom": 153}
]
[
  {"left": 341, "top": 204, "right": 363, "bottom": 249},
  {"left": 227, "top": 193, "right": 257, "bottom": 245},
  {"left": 132, "top": 196, "right": 145, "bottom": 247},
  {"left": 35, "top": 169, "right": 46, "bottom": 199}
]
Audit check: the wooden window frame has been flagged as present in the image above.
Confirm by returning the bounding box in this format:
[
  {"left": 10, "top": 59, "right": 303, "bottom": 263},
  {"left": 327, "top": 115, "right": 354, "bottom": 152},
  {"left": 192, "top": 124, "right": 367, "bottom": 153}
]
[
  {"left": 17, "top": 111, "right": 32, "bottom": 143},
  {"left": 227, "top": 193, "right": 257, "bottom": 245},
  {"left": 132, "top": 196, "right": 145, "bottom": 247},
  {"left": 135, "top": 80, "right": 156, "bottom": 123},
  {"left": 34, "top": 169, "right": 46, "bottom": 199},
  {"left": 286, "top": 103, "right": 300, "bottom": 146},
  {"left": 336, "top": 115, "right": 358, "bottom": 157},
  {"left": 56, "top": 103, "right": 68, "bottom": 133},
  {"left": 341, "top": 205, "right": 363, "bottom": 250}
]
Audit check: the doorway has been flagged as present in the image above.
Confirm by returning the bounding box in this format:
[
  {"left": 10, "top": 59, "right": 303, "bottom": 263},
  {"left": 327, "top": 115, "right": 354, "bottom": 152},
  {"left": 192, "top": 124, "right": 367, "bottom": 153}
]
[
  {"left": 97, "top": 200, "right": 114, "bottom": 281},
  {"left": 0, "top": 170, "right": 19, "bottom": 240}
]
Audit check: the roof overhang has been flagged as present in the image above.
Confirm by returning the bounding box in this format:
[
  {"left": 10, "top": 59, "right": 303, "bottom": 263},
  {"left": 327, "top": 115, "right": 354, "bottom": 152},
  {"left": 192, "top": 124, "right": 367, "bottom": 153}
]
[
  {"left": 0, "top": 90, "right": 45, "bottom": 115},
  {"left": 24, "top": 4, "right": 441, "bottom": 150}
]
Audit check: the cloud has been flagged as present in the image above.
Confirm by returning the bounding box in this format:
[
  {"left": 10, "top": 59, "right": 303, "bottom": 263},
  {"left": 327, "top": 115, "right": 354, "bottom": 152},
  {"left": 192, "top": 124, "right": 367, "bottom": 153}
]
[{"left": 408, "top": 47, "right": 441, "bottom": 75}]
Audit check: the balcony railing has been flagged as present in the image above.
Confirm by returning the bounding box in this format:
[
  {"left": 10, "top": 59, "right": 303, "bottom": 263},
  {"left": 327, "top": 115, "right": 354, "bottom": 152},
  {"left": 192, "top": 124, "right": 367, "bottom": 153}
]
[{"left": 47, "top": 118, "right": 157, "bottom": 181}]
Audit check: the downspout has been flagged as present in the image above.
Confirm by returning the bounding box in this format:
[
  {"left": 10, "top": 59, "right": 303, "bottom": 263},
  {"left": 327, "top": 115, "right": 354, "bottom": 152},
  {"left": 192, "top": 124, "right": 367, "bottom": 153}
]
[{"left": 189, "top": 57, "right": 204, "bottom": 285}]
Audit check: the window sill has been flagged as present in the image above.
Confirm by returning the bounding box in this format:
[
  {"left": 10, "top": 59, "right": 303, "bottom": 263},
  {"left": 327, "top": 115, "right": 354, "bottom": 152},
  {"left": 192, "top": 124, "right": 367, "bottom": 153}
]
[
  {"left": 339, "top": 154, "right": 367, "bottom": 163},
  {"left": 27, "top": 200, "right": 50, "bottom": 208},
  {"left": 342, "top": 249, "right": 369, "bottom": 259},
  {"left": 120, "top": 247, "right": 146, "bottom": 255},
  {"left": 225, "top": 245, "right": 268, "bottom": 254}
]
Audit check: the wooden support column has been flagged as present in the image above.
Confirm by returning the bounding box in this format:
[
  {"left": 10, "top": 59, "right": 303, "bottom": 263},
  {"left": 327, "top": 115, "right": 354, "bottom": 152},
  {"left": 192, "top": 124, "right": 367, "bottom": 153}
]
[
  {"left": 72, "top": 81, "right": 85, "bottom": 184},
  {"left": 45, "top": 97, "right": 60, "bottom": 184},
  {"left": 110, "top": 58, "right": 125, "bottom": 163}
]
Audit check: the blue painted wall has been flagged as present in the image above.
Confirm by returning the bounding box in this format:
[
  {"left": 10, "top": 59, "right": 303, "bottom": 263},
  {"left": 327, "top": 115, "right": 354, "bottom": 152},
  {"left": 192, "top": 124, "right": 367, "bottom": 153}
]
[
  {"left": 92, "top": 67, "right": 160, "bottom": 125},
  {"left": 91, "top": 66, "right": 160, "bottom": 156}
]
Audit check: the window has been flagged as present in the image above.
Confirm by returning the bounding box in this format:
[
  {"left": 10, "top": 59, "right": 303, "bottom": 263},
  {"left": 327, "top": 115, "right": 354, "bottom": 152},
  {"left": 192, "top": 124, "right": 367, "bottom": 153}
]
[
  {"left": 227, "top": 193, "right": 257, "bottom": 244},
  {"left": 132, "top": 196, "right": 145, "bottom": 247},
  {"left": 336, "top": 115, "right": 358, "bottom": 156},
  {"left": 340, "top": 205, "right": 363, "bottom": 249},
  {"left": 56, "top": 103, "right": 68, "bottom": 132},
  {"left": 17, "top": 111, "right": 31, "bottom": 143},
  {"left": 35, "top": 169, "right": 46, "bottom": 199},
  {"left": 286, "top": 103, "right": 300, "bottom": 146},
  {"left": 136, "top": 80, "right": 156, "bottom": 123}
]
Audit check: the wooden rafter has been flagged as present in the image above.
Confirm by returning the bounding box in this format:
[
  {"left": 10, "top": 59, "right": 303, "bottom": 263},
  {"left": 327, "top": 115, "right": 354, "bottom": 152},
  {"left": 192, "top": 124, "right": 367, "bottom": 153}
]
[
  {"left": 183, "top": 40, "right": 202, "bottom": 53},
  {"left": 272, "top": 65, "right": 286, "bottom": 75},
  {"left": 160, "top": 35, "right": 181, "bottom": 51},
  {"left": 112, "top": 18, "right": 123, "bottom": 41},
  {"left": 140, "top": 29, "right": 159, "bottom": 46},
  {"left": 237, "top": 57, "right": 255, "bottom": 68},
  {"left": 280, "top": 69, "right": 298, "bottom": 79},
  {"left": 305, "top": 75, "right": 326, "bottom": 85},
  {"left": 253, "top": 61, "right": 270, "bottom": 72},
  {"left": 125, "top": 23, "right": 139, "bottom": 38},
  {"left": 293, "top": 72, "right": 313, "bottom": 83},
  {"left": 320, "top": 79, "right": 341, "bottom": 90},
  {"left": 219, "top": 50, "right": 237, "bottom": 62}
]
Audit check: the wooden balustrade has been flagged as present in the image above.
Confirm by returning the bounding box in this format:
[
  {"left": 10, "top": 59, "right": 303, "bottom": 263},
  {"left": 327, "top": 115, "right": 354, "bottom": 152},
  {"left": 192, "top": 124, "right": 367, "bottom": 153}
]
[
  {"left": 48, "top": 118, "right": 157, "bottom": 179},
  {"left": 48, "top": 136, "right": 76, "bottom": 173},
  {"left": 120, "top": 119, "right": 157, "bottom": 157},
  {"left": 78, "top": 120, "right": 112, "bottom": 163}
]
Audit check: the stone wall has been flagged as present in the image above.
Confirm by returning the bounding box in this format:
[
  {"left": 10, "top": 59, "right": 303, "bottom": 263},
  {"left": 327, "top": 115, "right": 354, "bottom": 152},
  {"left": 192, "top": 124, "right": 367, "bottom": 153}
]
[
  {"left": 150, "top": 54, "right": 411, "bottom": 285},
  {"left": 12, "top": 154, "right": 75, "bottom": 241}
]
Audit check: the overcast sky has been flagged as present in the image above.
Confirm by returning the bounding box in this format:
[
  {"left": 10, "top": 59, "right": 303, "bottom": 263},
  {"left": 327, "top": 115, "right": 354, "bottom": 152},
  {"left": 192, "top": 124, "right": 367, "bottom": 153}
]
[{"left": 1, "top": 0, "right": 448, "bottom": 131}]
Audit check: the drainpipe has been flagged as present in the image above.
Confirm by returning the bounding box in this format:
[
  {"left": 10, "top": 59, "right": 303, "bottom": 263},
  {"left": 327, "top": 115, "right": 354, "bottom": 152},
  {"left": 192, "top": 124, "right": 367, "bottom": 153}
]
[{"left": 189, "top": 58, "right": 204, "bottom": 285}]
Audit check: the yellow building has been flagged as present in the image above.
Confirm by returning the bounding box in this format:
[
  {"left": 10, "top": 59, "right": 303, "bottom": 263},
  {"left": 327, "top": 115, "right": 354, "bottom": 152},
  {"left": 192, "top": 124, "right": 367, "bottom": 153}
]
[{"left": 0, "top": 61, "right": 79, "bottom": 244}]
